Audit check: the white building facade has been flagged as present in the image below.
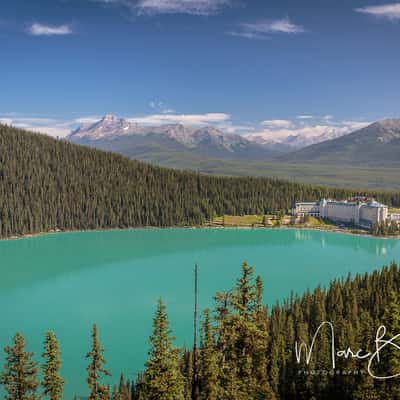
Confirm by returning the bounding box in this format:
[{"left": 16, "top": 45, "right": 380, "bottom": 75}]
[
  {"left": 294, "top": 198, "right": 388, "bottom": 228},
  {"left": 293, "top": 202, "right": 321, "bottom": 217}
]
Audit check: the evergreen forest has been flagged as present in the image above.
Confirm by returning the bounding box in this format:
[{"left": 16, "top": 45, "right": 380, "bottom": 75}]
[{"left": 1, "top": 124, "right": 400, "bottom": 239}]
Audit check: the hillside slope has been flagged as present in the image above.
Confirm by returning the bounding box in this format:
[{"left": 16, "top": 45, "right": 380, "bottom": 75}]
[
  {"left": 1, "top": 124, "right": 399, "bottom": 238},
  {"left": 280, "top": 119, "right": 400, "bottom": 166}
]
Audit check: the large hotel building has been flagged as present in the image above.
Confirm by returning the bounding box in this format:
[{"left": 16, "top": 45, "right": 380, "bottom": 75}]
[{"left": 294, "top": 198, "right": 389, "bottom": 228}]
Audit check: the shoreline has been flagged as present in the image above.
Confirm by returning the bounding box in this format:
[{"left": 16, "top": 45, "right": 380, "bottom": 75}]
[{"left": 2, "top": 223, "right": 400, "bottom": 242}]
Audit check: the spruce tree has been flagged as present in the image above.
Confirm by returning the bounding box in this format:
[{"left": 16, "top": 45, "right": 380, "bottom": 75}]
[
  {"left": 0, "top": 332, "right": 39, "bottom": 400},
  {"left": 86, "top": 324, "right": 111, "bottom": 400},
  {"left": 111, "top": 385, "right": 120, "bottom": 400},
  {"left": 352, "top": 376, "right": 379, "bottom": 400},
  {"left": 198, "top": 309, "right": 219, "bottom": 400},
  {"left": 253, "top": 277, "right": 276, "bottom": 400},
  {"left": 143, "top": 298, "right": 185, "bottom": 400},
  {"left": 42, "top": 331, "right": 64, "bottom": 400},
  {"left": 118, "top": 373, "right": 129, "bottom": 400}
]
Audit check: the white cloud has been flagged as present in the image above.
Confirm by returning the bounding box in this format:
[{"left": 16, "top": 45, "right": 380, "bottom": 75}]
[
  {"left": 245, "top": 119, "right": 371, "bottom": 146},
  {"left": 227, "top": 31, "right": 270, "bottom": 40},
  {"left": 28, "top": 126, "right": 72, "bottom": 137},
  {"left": 341, "top": 120, "right": 371, "bottom": 131},
  {"left": 127, "top": 112, "right": 230, "bottom": 125},
  {"left": 297, "top": 115, "right": 314, "bottom": 119},
  {"left": 92, "top": 0, "right": 231, "bottom": 15},
  {"left": 355, "top": 3, "right": 400, "bottom": 20},
  {"left": 74, "top": 116, "right": 103, "bottom": 125},
  {"left": 230, "top": 17, "right": 305, "bottom": 40},
  {"left": 261, "top": 119, "right": 294, "bottom": 129},
  {"left": 29, "top": 23, "right": 73, "bottom": 36},
  {"left": 149, "top": 100, "right": 175, "bottom": 114},
  {"left": 136, "top": 0, "right": 231, "bottom": 15},
  {"left": 0, "top": 116, "right": 72, "bottom": 137}
]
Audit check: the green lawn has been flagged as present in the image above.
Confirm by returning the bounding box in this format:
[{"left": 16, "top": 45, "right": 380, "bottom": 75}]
[{"left": 213, "top": 215, "right": 266, "bottom": 225}]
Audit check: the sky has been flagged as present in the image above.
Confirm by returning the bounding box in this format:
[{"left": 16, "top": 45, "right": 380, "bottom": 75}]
[{"left": 1, "top": 0, "right": 400, "bottom": 138}]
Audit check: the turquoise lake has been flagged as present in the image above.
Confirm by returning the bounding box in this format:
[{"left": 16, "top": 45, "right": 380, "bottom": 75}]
[{"left": 0, "top": 228, "right": 400, "bottom": 398}]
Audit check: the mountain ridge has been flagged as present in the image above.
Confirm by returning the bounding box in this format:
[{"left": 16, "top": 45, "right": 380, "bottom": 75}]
[
  {"left": 68, "top": 114, "right": 280, "bottom": 161},
  {"left": 279, "top": 118, "right": 400, "bottom": 166},
  {"left": 68, "top": 115, "right": 400, "bottom": 168}
]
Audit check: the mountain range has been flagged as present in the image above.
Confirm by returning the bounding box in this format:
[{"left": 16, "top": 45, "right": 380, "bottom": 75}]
[
  {"left": 279, "top": 119, "right": 400, "bottom": 166},
  {"left": 67, "top": 115, "right": 400, "bottom": 169},
  {"left": 69, "top": 114, "right": 278, "bottom": 161}
]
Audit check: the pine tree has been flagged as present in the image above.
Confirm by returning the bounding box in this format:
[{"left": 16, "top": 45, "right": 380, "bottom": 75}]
[
  {"left": 143, "top": 299, "right": 185, "bottom": 400},
  {"left": 118, "top": 373, "right": 129, "bottom": 400},
  {"left": 112, "top": 385, "right": 120, "bottom": 400},
  {"left": 231, "top": 262, "right": 256, "bottom": 318},
  {"left": 253, "top": 277, "right": 276, "bottom": 400},
  {"left": 0, "top": 332, "right": 39, "bottom": 400},
  {"left": 86, "top": 324, "right": 111, "bottom": 400},
  {"left": 42, "top": 331, "right": 64, "bottom": 400},
  {"left": 198, "top": 309, "right": 219, "bottom": 400},
  {"left": 231, "top": 263, "right": 259, "bottom": 397},
  {"left": 352, "top": 376, "right": 379, "bottom": 400}
]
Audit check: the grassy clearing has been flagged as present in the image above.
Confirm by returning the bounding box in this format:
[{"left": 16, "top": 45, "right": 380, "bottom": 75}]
[
  {"left": 212, "top": 214, "right": 340, "bottom": 230},
  {"left": 389, "top": 208, "right": 400, "bottom": 214},
  {"left": 213, "top": 215, "right": 266, "bottom": 226}
]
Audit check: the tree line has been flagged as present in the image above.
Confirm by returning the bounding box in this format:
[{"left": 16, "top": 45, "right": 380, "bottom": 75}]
[
  {"left": 2, "top": 262, "right": 400, "bottom": 399},
  {"left": 1, "top": 124, "right": 400, "bottom": 239},
  {"left": 373, "top": 220, "right": 400, "bottom": 236}
]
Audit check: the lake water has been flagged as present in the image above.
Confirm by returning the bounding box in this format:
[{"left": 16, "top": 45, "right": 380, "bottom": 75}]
[{"left": 0, "top": 228, "right": 399, "bottom": 398}]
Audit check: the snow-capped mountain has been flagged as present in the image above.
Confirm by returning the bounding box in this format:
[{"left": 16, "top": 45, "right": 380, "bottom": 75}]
[
  {"left": 71, "top": 114, "right": 147, "bottom": 140},
  {"left": 244, "top": 124, "right": 360, "bottom": 150},
  {"left": 67, "top": 115, "right": 278, "bottom": 160},
  {"left": 67, "top": 115, "right": 399, "bottom": 167},
  {"left": 279, "top": 119, "right": 400, "bottom": 166}
]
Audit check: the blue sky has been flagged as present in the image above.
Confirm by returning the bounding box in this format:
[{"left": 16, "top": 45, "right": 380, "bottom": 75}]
[{"left": 1, "top": 0, "right": 400, "bottom": 138}]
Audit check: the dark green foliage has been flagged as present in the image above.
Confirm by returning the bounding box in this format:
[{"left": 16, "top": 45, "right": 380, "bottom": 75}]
[
  {"left": 372, "top": 221, "right": 400, "bottom": 236},
  {"left": 265, "top": 262, "right": 400, "bottom": 400},
  {"left": 0, "top": 333, "right": 39, "bottom": 400},
  {"left": 378, "top": 290, "right": 400, "bottom": 399},
  {"left": 198, "top": 310, "right": 218, "bottom": 400},
  {"left": 212, "top": 263, "right": 276, "bottom": 399},
  {"left": 141, "top": 299, "right": 185, "bottom": 400},
  {"left": 1, "top": 124, "right": 400, "bottom": 238},
  {"left": 86, "top": 324, "right": 111, "bottom": 400},
  {"left": 42, "top": 331, "right": 64, "bottom": 400}
]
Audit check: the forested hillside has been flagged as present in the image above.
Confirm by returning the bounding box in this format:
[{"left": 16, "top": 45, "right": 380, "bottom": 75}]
[{"left": 1, "top": 124, "right": 400, "bottom": 238}]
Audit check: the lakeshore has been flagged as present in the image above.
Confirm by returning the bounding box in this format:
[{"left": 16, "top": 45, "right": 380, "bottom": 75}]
[{"left": 2, "top": 218, "right": 400, "bottom": 242}]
